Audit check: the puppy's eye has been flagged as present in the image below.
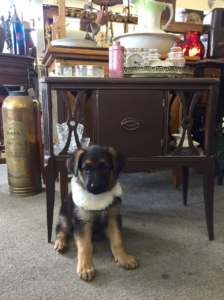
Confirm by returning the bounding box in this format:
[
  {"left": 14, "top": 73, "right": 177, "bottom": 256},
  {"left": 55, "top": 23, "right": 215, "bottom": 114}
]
[
  {"left": 83, "top": 166, "right": 90, "bottom": 172},
  {"left": 101, "top": 165, "right": 109, "bottom": 171}
]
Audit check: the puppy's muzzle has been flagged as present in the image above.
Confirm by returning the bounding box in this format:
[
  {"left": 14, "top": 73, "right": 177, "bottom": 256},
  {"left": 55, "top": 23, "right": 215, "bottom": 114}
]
[{"left": 89, "top": 182, "right": 103, "bottom": 195}]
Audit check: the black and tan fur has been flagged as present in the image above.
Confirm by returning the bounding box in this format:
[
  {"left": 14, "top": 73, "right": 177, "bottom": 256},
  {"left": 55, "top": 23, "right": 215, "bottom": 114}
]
[{"left": 54, "top": 145, "right": 138, "bottom": 281}]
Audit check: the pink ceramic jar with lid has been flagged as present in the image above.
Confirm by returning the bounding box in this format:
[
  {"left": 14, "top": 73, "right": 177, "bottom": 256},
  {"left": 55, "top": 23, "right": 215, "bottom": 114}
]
[{"left": 109, "top": 41, "right": 124, "bottom": 78}]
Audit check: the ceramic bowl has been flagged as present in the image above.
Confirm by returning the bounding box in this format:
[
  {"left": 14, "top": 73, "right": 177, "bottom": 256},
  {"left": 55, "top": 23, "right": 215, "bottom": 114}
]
[
  {"left": 172, "top": 133, "right": 200, "bottom": 148},
  {"left": 172, "top": 133, "right": 191, "bottom": 146},
  {"left": 51, "top": 38, "right": 97, "bottom": 48},
  {"left": 113, "top": 31, "right": 179, "bottom": 54}
]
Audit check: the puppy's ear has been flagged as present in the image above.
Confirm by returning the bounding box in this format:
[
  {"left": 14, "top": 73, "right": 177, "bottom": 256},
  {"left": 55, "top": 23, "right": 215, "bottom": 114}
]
[
  {"left": 67, "top": 149, "right": 84, "bottom": 177},
  {"left": 108, "top": 148, "right": 126, "bottom": 175}
]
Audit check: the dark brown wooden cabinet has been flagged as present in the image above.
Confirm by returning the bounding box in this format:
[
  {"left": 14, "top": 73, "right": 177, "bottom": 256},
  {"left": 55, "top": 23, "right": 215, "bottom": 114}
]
[
  {"left": 40, "top": 77, "right": 219, "bottom": 243},
  {"left": 94, "top": 90, "right": 165, "bottom": 157}
]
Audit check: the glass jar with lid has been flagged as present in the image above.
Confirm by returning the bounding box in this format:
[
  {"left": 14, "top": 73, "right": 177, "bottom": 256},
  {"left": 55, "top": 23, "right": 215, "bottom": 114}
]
[
  {"left": 148, "top": 49, "right": 161, "bottom": 66},
  {"left": 75, "top": 65, "right": 104, "bottom": 78},
  {"left": 55, "top": 62, "right": 72, "bottom": 76},
  {"left": 166, "top": 47, "right": 186, "bottom": 67}
]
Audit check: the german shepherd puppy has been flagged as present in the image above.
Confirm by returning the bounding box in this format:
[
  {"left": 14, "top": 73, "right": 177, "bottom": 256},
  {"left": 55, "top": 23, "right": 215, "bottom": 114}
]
[{"left": 54, "top": 146, "right": 138, "bottom": 281}]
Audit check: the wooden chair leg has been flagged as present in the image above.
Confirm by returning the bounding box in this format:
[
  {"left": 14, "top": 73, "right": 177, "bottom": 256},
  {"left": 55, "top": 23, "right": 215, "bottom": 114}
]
[
  {"left": 182, "top": 166, "right": 189, "bottom": 206},
  {"left": 203, "top": 159, "right": 215, "bottom": 241},
  {"left": 173, "top": 166, "right": 182, "bottom": 187},
  {"left": 45, "top": 157, "right": 55, "bottom": 243},
  {"left": 59, "top": 169, "right": 68, "bottom": 204}
]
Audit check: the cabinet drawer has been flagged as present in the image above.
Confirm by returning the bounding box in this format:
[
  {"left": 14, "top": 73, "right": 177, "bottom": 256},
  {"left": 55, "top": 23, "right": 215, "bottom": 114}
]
[
  {"left": 94, "top": 90, "right": 165, "bottom": 157},
  {"left": 201, "top": 68, "right": 221, "bottom": 103},
  {"left": 202, "top": 68, "right": 221, "bottom": 79}
]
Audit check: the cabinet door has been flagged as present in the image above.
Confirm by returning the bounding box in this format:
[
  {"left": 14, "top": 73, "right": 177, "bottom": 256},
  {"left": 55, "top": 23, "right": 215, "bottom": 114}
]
[{"left": 94, "top": 90, "right": 165, "bottom": 157}]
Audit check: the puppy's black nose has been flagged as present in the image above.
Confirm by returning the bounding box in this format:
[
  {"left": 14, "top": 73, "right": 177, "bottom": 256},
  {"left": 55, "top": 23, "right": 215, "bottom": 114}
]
[
  {"left": 91, "top": 183, "right": 100, "bottom": 189},
  {"left": 90, "top": 183, "right": 102, "bottom": 194}
]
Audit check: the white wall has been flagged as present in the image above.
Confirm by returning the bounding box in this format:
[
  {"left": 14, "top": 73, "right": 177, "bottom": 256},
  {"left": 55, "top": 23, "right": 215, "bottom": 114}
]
[{"left": 176, "top": 0, "right": 224, "bottom": 11}]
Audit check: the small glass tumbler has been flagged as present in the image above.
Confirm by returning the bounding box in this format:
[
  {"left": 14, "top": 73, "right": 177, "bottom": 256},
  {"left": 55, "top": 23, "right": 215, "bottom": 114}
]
[
  {"left": 75, "top": 65, "right": 104, "bottom": 78},
  {"left": 55, "top": 62, "right": 72, "bottom": 76}
]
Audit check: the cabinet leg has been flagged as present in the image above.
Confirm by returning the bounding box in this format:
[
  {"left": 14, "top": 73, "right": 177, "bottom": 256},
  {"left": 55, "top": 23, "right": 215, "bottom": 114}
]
[
  {"left": 45, "top": 158, "right": 55, "bottom": 243},
  {"left": 59, "top": 169, "right": 68, "bottom": 204},
  {"left": 182, "top": 166, "right": 189, "bottom": 206},
  {"left": 203, "top": 160, "right": 215, "bottom": 241},
  {"left": 173, "top": 166, "right": 182, "bottom": 187}
]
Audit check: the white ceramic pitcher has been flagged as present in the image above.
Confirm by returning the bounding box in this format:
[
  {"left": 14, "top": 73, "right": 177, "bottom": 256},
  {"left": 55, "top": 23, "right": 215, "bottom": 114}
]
[{"left": 132, "top": 0, "right": 173, "bottom": 32}]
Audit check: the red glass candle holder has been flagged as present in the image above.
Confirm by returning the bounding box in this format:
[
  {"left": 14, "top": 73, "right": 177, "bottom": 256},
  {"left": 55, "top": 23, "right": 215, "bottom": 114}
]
[{"left": 181, "top": 31, "right": 205, "bottom": 59}]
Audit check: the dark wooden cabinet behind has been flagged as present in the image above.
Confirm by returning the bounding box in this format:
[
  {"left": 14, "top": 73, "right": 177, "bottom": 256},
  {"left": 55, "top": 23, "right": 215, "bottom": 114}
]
[{"left": 94, "top": 90, "right": 165, "bottom": 156}]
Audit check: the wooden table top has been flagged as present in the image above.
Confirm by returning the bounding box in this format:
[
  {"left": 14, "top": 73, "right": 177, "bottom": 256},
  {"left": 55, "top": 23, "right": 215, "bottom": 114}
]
[
  {"left": 0, "top": 53, "right": 34, "bottom": 62},
  {"left": 40, "top": 76, "right": 219, "bottom": 83}
]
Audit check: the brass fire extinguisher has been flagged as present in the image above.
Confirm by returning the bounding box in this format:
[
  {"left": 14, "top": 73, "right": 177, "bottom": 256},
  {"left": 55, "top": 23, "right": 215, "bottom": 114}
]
[{"left": 2, "top": 86, "right": 42, "bottom": 197}]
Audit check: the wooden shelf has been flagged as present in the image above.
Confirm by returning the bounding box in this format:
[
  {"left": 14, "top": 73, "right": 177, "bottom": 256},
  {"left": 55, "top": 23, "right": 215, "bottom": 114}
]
[
  {"left": 163, "top": 22, "right": 210, "bottom": 35},
  {"left": 43, "top": 5, "right": 210, "bottom": 35},
  {"left": 0, "top": 53, "right": 34, "bottom": 87},
  {"left": 43, "top": 46, "right": 109, "bottom": 67}
]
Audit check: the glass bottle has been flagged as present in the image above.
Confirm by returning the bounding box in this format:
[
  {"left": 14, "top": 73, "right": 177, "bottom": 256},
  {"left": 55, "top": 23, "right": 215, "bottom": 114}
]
[
  {"left": 55, "top": 62, "right": 72, "bottom": 76},
  {"left": 180, "top": 31, "right": 205, "bottom": 59},
  {"left": 109, "top": 41, "right": 124, "bottom": 78},
  {"left": 10, "top": 3, "right": 26, "bottom": 55}
]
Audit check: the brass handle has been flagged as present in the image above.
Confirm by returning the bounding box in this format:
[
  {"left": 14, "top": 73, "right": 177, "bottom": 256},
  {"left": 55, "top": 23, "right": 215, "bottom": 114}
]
[
  {"left": 33, "top": 99, "right": 41, "bottom": 111},
  {"left": 218, "top": 42, "right": 224, "bottom": 48},
  {"left": 121, "top": 118, "right": 140, "bottom": 131}
]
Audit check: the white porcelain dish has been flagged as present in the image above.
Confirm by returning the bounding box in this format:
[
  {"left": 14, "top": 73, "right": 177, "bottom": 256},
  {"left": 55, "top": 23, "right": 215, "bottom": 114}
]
[
  {"left": 170, "top": 139, "right": 200, "bottom": 148},
  {"left": 113, "top": 31, "right": 179, "bottom": 55},
  {"left": 51, "top": 38, "right": 97, "bottom": 48},
  {"left": 172, "top": 133, "right": 199, "bottom": 148}
]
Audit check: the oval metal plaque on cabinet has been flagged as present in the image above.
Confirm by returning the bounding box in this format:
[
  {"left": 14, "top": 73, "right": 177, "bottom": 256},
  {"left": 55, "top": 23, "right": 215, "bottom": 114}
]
[{"left": 121, "top": 118, "right": 141, "bottom": 131}]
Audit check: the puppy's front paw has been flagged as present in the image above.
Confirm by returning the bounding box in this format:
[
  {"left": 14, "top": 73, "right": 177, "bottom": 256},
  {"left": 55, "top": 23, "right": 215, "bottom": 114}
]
[
  {"left": 77, "top": 264, "right": 95, "bottom": 282},
  {"left": 115, "top": 254, "right": 138, "bottom": 270},
  {"left": 54, "top": 239, "right": 67, "bottom": 252}
]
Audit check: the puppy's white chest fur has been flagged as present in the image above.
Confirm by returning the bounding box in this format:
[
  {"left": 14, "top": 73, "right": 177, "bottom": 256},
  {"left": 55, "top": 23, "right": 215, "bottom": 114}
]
[{"left": 71, "top": 177, "right": 122, "bottom": 210}]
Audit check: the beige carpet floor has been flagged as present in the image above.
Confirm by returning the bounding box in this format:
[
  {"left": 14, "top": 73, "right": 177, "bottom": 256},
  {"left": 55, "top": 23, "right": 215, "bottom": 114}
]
[{"left": 1, "top": 164, "right": 224, "bottom": 300}]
